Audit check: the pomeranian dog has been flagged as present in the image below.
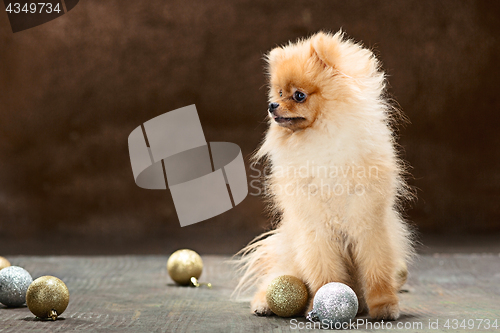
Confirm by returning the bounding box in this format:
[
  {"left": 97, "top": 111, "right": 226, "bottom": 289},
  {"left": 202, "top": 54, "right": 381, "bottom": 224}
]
[{"left": 236, "top": 31, "right": 414, "bottom": 321}]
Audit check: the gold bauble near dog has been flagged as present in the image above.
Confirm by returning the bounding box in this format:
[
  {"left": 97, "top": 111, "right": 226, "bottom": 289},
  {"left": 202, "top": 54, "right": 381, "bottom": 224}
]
[
  {"left": 167, "top": 249, "right": 203, "bottom": 286},
  {"left": 266, "top": 275, "right": 308, "bottom": 317}
]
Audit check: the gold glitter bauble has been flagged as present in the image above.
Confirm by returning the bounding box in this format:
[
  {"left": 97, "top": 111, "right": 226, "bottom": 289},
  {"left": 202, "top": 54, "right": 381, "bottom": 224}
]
[
  {"left": 266, "top": 275, "right": 308, "bottom": 317},
  {"left": 26, "top": 276, "right": 70, "bottom": 320},
  {"left": 167, "top": 249, "right": 203, "bottom": 286},
  {"left": 0, "top": 256, "right": 10, "bottom": 270}
]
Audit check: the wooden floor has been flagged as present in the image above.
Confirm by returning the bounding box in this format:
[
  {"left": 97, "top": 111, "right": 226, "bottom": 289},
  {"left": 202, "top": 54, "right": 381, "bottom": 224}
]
[{"left": 0, "top": 254, "right": 499, "bottom": 332}]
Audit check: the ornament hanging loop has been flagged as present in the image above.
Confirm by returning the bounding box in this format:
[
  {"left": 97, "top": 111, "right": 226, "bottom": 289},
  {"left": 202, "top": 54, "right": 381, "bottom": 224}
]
[
  {"left": 49, "top": 309, "right": 58, "bottom": 321},
  {"left": 190, "top": 277, "right": 212, "bottom": 289},
  {"left": 306, "top": 310, "right": 320, "bottom": 322}
]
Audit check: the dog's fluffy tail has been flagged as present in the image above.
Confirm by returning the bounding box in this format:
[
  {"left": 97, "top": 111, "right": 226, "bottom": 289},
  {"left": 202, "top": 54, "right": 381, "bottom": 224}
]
[{"left": 232, "top": 229, "right": 278, "bottom": 297}]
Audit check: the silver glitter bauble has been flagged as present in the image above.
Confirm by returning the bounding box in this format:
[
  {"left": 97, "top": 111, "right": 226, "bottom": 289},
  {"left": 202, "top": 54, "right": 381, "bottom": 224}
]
[
  {"left": 306, "top": 282, "right": 358, "bottom": 328},
  {"left": 0, "top": 266, "right": 33, "bottom": 307}
]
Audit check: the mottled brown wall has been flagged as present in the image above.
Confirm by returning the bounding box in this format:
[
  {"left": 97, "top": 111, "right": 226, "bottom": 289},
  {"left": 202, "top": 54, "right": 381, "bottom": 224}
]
[{"left": 0, "top": 1, "right": 499, "bottom": 254}]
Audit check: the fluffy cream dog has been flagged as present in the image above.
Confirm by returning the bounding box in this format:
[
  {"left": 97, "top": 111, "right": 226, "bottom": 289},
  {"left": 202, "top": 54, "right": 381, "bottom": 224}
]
[{"left": 237, "top": 31, "right": 414, "bottom": 321}]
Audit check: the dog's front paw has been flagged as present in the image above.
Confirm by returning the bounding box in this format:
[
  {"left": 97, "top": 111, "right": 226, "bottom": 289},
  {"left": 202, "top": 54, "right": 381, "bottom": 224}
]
[
  {"left": 395, "top": 261, "right": 408, "bottom": 291},
  {"left": 251, "top": 290, "right": 273, "bottom": 316},
  {"left": 369, "top": 299, "right": 400, "bottom": 321}
]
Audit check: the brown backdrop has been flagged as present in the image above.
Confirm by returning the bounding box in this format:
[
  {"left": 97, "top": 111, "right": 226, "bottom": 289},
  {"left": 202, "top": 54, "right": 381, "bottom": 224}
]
[{"left": 0, "top": 0, "right": 499, "bottom": 254}]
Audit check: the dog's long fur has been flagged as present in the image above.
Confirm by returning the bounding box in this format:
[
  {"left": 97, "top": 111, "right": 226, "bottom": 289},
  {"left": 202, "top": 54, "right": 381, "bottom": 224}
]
[{"left": 236, "top": 31, "right": 414, "bottom": 320}]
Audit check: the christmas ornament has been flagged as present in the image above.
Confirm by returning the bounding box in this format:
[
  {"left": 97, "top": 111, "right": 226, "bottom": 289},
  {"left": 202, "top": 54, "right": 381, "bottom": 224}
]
[
  {"left": 0, "top": 257, "right": 10, "bottom": 270},
  {"left": 0, "top": 266, "right": 33, "bottom": 307},
  {"left": 26, "top": 276, "right": 70, "bottom": 320},
  {"left": 307, "top": 282, "right": 358, "bottom": 327},
  {"left": 266, "top": 275, "right": 308, "bottom": 317},
  {"left": 167, "top": 249, "right": 203, "bottom": 286}
]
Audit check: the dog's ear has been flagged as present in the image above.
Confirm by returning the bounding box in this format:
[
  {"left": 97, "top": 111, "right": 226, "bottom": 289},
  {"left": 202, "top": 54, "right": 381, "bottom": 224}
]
[
  {"left": 310, "top": 31, "right": 342, "bottom": 70},
  {"left": 266, "top": 47, "right": 285, "bottom": 74},
  {"left": 312, "top": 30, "right": 379, "bottom": 78}
]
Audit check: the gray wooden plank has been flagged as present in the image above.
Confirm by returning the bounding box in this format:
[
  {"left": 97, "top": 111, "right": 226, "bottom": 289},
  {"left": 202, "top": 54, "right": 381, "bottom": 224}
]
[{"left": 0, "top": 254, "right": 498, "bottom": 332}]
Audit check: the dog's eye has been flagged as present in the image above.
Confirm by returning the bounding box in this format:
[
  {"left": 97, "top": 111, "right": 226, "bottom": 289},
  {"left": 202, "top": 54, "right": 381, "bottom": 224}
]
[
  {"left": 293, "top": 91, "right": 307, "bottom": 102},
  {"left": 279, "top": 90, "right": 282, "bottom": 97}
]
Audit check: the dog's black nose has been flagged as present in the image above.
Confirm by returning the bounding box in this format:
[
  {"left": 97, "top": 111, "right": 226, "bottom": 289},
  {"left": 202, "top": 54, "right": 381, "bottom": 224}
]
[{"left": 268, "top": 103, "right": 279, "bottom": 113}]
